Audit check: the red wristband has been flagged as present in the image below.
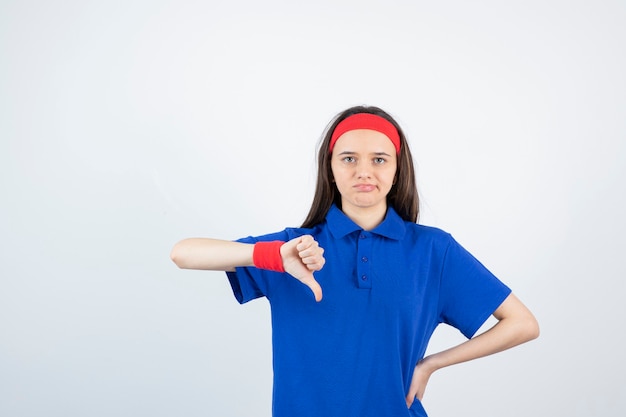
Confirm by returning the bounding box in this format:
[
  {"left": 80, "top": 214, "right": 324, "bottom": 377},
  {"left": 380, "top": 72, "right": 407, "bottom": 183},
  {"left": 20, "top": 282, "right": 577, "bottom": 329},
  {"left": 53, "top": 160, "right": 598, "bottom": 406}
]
[{"left": 253, "top": 241, "right": 286, "bottom": 272}]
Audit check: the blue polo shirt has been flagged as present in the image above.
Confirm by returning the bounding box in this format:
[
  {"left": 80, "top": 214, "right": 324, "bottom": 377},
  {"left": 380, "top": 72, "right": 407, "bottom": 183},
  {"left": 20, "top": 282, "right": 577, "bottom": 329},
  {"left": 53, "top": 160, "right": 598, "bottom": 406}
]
[{"left": 227, "top": 205, "right": 511, "bottom": 417}]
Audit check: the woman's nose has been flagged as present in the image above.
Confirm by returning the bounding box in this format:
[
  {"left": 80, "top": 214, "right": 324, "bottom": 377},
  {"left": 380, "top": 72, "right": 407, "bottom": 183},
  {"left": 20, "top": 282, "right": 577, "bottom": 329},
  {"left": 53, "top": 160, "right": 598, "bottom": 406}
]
[{"left": 356, "top": 161, "right": 372, "bottom": 178}]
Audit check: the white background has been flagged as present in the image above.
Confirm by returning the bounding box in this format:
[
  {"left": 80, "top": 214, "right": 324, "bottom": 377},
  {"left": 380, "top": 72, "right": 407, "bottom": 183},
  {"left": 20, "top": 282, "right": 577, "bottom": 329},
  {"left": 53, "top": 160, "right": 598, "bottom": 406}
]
[{"left": 1, "top": 1, "right": 625, "bottom": 416}]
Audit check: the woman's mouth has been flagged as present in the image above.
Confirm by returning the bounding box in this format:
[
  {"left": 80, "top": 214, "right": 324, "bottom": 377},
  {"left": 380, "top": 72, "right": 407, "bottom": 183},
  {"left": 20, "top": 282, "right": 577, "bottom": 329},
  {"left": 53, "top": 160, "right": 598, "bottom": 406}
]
[{"left": 354, "top": 184, "right": 376, "bottom": 192}]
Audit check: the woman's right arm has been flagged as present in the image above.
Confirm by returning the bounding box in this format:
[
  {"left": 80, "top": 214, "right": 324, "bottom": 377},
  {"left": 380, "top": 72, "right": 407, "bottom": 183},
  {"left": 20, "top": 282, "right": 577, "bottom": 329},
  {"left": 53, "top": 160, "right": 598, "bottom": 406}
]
[
  {"left": 170, "top": 236, "right": 325, "bottom": 301},
  {"left": 170, "top": 238, "right": 254, "bottom": 271}
]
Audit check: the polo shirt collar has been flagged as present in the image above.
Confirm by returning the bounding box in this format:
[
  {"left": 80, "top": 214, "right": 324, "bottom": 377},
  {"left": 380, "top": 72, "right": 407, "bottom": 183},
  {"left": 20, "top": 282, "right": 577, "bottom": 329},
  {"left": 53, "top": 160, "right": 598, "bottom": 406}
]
[{"left": 326, "top": 204, "right": 406, "bottom": 240}]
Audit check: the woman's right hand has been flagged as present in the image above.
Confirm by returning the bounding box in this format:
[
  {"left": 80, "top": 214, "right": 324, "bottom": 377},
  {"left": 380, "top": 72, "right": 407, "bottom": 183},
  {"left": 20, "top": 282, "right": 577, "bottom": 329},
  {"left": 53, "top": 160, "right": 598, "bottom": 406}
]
[{"left": 280, "top": 235, "right": 325, "bottom": 302}]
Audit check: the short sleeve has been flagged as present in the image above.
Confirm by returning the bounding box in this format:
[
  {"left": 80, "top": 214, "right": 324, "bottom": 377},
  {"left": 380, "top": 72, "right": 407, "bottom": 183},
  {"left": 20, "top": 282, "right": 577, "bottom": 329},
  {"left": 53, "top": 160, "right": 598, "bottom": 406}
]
[
  {"left": 438, "top": 235, "right": 512, "bottom": 338},
  {"left": 225, "top": 230, "right": 294, "bottom": 304}
]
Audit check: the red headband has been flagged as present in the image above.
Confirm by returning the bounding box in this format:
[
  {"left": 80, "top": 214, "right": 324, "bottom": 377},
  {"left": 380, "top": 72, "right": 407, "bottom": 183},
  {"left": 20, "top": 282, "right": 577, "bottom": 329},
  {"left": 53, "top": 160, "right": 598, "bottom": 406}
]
[{"left": 329, "top": 113, "right": 401, "bottom": 154}]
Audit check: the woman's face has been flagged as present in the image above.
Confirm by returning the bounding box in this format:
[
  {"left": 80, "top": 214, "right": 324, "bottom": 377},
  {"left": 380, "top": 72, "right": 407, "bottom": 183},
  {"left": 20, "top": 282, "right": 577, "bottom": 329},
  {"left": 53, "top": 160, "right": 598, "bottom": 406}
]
[{"left": 330, "top": 129, "right": 398, "bottom": 217}]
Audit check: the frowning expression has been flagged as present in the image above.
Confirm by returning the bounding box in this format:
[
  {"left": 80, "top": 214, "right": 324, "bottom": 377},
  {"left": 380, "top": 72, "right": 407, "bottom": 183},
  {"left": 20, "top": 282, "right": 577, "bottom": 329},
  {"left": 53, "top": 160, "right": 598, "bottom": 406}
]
[{"left": 330, "top": 129, "right": 398, "bottom": 216}]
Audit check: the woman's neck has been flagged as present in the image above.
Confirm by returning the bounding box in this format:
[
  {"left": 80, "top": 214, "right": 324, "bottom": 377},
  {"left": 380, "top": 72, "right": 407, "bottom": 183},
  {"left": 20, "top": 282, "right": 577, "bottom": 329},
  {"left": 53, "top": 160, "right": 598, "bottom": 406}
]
[{"left": 342, "top": 204, "right": 387, "bottom": 231}]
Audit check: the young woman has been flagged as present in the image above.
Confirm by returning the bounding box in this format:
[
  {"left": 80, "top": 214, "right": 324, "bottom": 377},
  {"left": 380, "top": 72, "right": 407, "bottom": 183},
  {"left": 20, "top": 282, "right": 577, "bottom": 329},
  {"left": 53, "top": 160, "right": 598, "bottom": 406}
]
[{"left": 170, "top": 105, "right": 539, "bottom": 417}]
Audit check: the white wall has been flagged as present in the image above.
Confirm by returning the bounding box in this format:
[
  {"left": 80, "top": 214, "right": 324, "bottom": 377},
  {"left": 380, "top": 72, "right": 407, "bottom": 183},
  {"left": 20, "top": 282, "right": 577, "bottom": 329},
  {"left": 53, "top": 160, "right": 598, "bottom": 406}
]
[{"left": 1, "top": 1, "right": 624, "bottom": 416}]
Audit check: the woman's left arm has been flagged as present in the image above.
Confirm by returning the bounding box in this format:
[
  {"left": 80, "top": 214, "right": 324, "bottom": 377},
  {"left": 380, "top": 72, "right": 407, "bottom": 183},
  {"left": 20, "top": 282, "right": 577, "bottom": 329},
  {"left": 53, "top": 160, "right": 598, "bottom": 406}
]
[{"left": 406, "top": 293, "right": 539, "bottom": 406}]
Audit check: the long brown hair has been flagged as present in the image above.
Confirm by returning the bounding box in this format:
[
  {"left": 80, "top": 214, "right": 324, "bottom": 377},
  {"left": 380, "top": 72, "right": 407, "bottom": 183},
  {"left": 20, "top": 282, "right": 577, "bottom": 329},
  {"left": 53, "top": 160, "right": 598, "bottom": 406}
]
[{"left": 301, "top": 105, "right": 419, "bottom": 228}]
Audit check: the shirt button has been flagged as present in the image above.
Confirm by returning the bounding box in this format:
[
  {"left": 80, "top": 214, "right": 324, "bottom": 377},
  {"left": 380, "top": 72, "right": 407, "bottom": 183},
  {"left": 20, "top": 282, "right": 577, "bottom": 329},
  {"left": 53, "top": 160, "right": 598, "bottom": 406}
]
[
  {"left": 361, "top": 275, "right": 367, "bottom": 281},
  {"left": 360, "top": 234, "right": 366, "bottom": 239},
  {"left": 361, "top": 256, "right": 368, "bottom": 262}
]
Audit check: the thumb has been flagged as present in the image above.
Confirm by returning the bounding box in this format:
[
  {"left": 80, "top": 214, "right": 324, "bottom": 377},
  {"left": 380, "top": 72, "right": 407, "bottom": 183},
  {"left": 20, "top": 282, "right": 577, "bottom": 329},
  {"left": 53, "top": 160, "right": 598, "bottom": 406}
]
[{"left": 299, "top": 272, "right": 323, "bottom": 302}]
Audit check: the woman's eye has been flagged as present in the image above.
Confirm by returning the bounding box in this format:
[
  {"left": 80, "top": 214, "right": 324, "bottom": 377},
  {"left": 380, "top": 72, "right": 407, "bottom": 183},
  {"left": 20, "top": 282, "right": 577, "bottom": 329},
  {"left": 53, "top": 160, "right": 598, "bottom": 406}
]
[
  {"left": 343, "top": 156, "right": 355, "bottom": 163},
  {"left": 373, "top": 157, "right": 386, "bottom": 164}
]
